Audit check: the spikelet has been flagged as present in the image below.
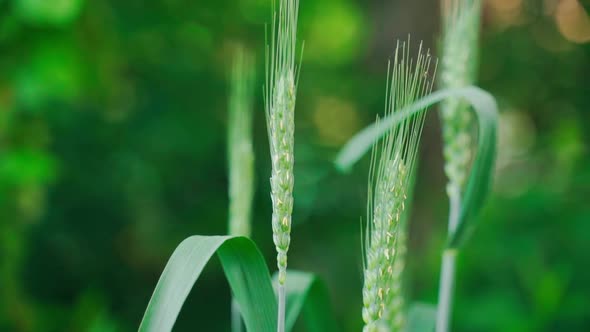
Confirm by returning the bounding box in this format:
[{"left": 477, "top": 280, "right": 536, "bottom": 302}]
[
  {"left": 439, "top": 0, "right": 482, "bottom": 212},
  {"left": 264, "top": 0, "right": 300, "bottom": 286},
  {"left": 385, "top": 228, "right": 407, "bottom": 330},
  {"left": 362, "top": 40, "right": 436, "bottom": 332},
  {"left": 228, "top": 48, "right": 255, "bottom": 238}
]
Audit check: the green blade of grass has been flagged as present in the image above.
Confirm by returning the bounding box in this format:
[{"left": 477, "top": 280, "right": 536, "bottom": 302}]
[
  {"left": 139, "top": 235, "right": 277, "bottom": 332},
  {"left": 334, "top": 86, "right": 497, "bottom": 248},
  {"left": 272, "top": 270, "right": 338, "bottom": 332},
  {"left": 407, "top": 302, "right": 437, "bottom": 332}
]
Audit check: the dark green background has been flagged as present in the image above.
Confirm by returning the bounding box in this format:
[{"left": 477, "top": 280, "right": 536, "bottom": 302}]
[{"left": 0, "top": 0, "right": 589, "bottom": 331}]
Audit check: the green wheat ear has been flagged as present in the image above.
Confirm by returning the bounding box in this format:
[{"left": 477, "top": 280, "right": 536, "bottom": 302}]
[
  {"left": 228, "top": 47, "right": 255, "bottom": 238},
  {"left": 436, "top": 2, "right": 482, "bottom": 332},
  {"left": 265, "top": 0, "right": 300, "bottom": 288},
  {"left": 264, "top": 1, "right": 301, "bottom": 331},
  {"left": 362, "top": 40, "right": 436, "bottom": 332},
  {"left": 439, "top": 0, "right": 482, "bottom": 213}
]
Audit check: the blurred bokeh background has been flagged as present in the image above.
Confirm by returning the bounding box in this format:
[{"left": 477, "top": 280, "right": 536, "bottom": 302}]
[{"left": 0, "top": 0, "right": 589, "bottom": 331}]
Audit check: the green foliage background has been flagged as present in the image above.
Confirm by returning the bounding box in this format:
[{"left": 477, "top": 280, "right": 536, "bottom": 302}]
[{"left": 0, "top": 0, "right": 588, "bottom": 331}]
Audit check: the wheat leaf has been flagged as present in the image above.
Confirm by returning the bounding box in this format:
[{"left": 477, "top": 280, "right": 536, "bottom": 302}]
[
  {"left": 139, "top": 235, "right": 277, "bottom": 332},
  {"left": 335, "top": 86, "right": 498, "bottom": 248}
]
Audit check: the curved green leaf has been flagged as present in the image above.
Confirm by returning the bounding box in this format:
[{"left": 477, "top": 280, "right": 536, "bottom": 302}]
[
  {"left": 273, "top": 270, "right": 338, "bottom": 332},
  {"left": 406, "top": 302, "right": 436, "bottom": 332},
  {"left": 139, "top": 235, "right": 277, "bottom": 332},
  {"left": 334, "top": 86, "right": 497, "bottom": 248},
  {"left": 450, "top": 88, "right": 497, "bottom": 248}
]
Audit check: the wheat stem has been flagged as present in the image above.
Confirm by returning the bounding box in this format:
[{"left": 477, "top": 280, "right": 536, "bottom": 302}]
[
  {"left": 277, "top": 284, "right": 286, "bottom": 332},
  {"left": 436, "top": 250, "right": 458, "bottom": 332},
  {"left": 436, "top": 190, "right": 460, "bottom": 332}
]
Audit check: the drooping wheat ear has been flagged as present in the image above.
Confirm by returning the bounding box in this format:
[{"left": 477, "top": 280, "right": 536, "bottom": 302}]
[
  {"left": 362, "top": 41, "right": 436, "bottom": 332},
  {"left": 264, "top": 0, "right": 300, "bottom": 287},
  {"left": 228, "top": 48, "right": 255, "bottom": 238},
  {"left": 439, "top": 0, "right": 482, "bottom": 217}
]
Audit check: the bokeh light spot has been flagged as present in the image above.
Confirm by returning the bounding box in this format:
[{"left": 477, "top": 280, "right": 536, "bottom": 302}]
[
  {"left": 555, "top": 0, "right": 590, "bottom": 43},
  {"left": 488, "top": 0, "right": 524, "bottom": 28},
  {"left": 304, "top": 1, "right": 365, "bottom": 65},
  {"left": 497, "top": 110, "right": 536, "bottom": 168},
  {"left": 312, "top": 96, "right": 360, "bottom": 146},
  {"left": 15, "top": 0, "right": 84, "bottom": 26}
]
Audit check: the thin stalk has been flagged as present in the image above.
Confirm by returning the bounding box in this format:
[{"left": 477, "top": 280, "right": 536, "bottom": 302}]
[
  {"left": 277, "top": 284, "right": 286, "bottom": 332},
  {"left": 436, "top": 249, "right": 457, "bottom": 332},
  {"left": 436, "top": 187, "right": 460, "bottom": 332}
]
